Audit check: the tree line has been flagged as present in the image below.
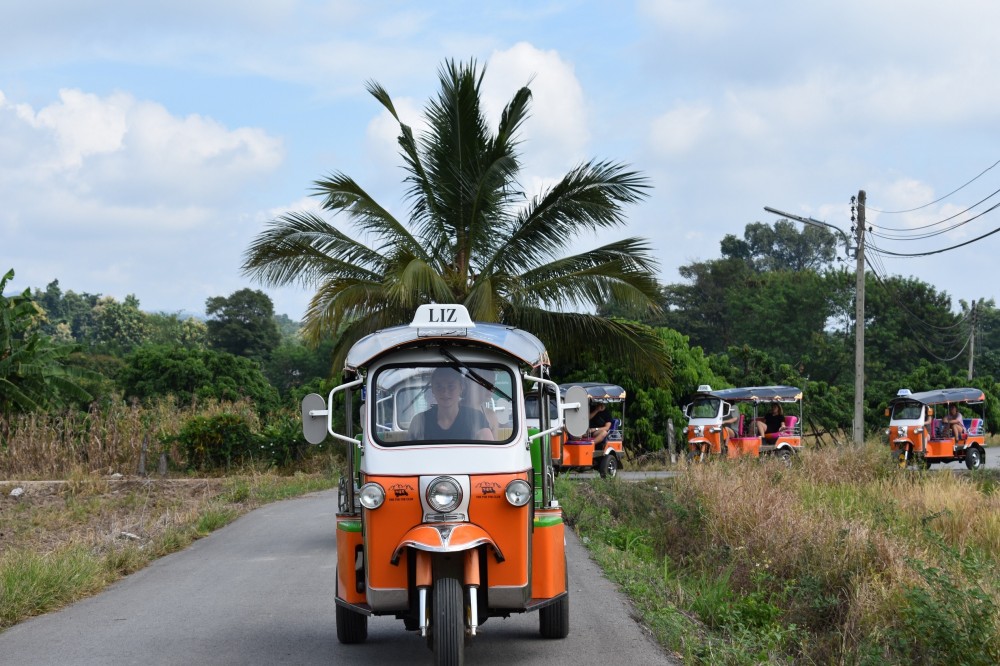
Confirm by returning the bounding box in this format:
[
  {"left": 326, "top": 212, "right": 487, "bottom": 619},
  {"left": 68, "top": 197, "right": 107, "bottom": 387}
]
[{"left": 4, "top": 58, "right": 998, "bottom": 463}]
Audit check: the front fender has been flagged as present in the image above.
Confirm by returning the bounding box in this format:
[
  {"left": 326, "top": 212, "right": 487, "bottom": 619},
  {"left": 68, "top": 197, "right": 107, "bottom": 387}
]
[{"left": 391, "top": 522, "right": 504, "bottom": 565}]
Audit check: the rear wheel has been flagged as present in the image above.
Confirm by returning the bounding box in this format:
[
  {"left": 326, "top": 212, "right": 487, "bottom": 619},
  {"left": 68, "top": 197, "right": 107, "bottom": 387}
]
[
  {"left": 539, "top": 594, "right": 570, "bottom": 638},
  {"left": 776, "top": 449, "right": 793, "bottom": 466},
  {"left": 598, "top": 454, "right": 618, "bottom": 479},
  {"left": 965, "top": 446, "right": 984, "bottom": 470},
  {"left": 336, "top": 603, "right": 368, "bottom": 644},
  {"left": 432, "top": 576, "right": 465, "bottom": 666}
]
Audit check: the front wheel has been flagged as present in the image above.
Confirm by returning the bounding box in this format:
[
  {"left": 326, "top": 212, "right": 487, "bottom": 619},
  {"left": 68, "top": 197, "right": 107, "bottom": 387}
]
[
  {"left": 336, "top": 603, "right": 368, "bottom": 644},
  {"left": 539, "top": 594, "right": 570, "bottom": 638},
  {"left": 598, "top": 454, "right": 618, "bottom": 479},
  {"left": 432, "top": 576, "right": 465, "bottom": 666},
  {"left": 965, "top": 446, "right": 984, "bottom": 470}
]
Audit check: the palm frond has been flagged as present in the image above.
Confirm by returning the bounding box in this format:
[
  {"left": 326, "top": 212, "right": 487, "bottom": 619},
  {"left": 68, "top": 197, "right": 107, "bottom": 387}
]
[
  {"left": 486, "top": 160, "right": 651, "bottom": 275},
  {"left": 242, "top": 212, "right": 387, "bottom": 287},
  {"left": 504, "top": 307, "right": 672, "bottom": 384}
]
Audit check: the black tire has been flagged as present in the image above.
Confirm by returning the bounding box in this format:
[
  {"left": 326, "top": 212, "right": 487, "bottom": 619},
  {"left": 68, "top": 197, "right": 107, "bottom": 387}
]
[
  {"left": 598, "top": 454, "right": 618, "bottom": 479},
  {"left": 776, "top": 449, "right": 793, "bottom": 466},
  {"left": 336, "top": 603, "right": 368, "bottom": 644},
  {"left": 432, "top": 576, "right": 465, "bottom": 666},
  {"left": 539, "top": 594, "right": 570, "bottom": 639},
  {"left": 965, "top": 446, "right": 984, "bottom": 470}
]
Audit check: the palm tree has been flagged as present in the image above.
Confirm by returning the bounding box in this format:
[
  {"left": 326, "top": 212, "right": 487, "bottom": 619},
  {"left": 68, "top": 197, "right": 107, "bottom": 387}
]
[{"left": 242, "top": 59, "right": 670, "bottom": 382}]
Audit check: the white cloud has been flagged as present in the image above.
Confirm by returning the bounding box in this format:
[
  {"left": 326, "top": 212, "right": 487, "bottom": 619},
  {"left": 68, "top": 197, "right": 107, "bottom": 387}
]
[
  {"left": 485, "top": 43, "right": 589, "bottom": 175},
  {"left": 637, "top": 0, "right": 735, "bottom": 35},
  {"left": 650, "top": 103, "right": 712, "bottom": 155}
]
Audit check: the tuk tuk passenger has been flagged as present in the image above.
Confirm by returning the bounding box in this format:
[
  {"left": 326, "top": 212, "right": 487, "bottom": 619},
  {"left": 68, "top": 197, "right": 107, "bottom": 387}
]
[
  {"left": 943, "top": 404, "right": 967, "bottom": 441},
  {"left": 588, "top": 401, "right": 613, "bottom": 445},
  {"left": 408, "top": 368, "right": 494, "bottom": 440},
  {"left": 755, "top": 402, "right": 784, "bottom": 438}
]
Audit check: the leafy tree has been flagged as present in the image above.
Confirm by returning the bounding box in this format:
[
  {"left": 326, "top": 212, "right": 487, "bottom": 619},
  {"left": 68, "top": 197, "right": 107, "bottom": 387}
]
[
  {"left": 147, "top": 312, "right": 208, "bottom": 348},
  {"left": 205, "top": 289, "right": 281, "bottom": 362},
  {"left": 242, "top": 58, "right": 670, "bottom": 382},
  {"left": 91, "top": 295, "right": 149, "bottom": 354},
  {"left": 1, "top": 269, "right": 94, "bottom": 435},
  {"left": 119, "top": 345, "right": 279, "bottom": 413},
  {"left": 720, "top": 220, "right": 840, "bottom": 273},
  {"left": 660, "top": 257, "right": 753, "bottom": 352},
  {"left": 264, "top": 337, "right": 336, "bottom": 398}
]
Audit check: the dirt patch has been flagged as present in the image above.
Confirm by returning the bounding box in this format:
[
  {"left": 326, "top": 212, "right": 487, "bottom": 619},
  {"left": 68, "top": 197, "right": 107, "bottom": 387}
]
[{"left": 0, "top": 477, "right": 229, "bottom": 555}]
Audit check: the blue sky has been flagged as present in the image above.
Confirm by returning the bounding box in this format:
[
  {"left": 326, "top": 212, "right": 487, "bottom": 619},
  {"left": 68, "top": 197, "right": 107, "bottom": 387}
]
[{"left": 4, "top": 1, "right": 999, "bottom": 334}]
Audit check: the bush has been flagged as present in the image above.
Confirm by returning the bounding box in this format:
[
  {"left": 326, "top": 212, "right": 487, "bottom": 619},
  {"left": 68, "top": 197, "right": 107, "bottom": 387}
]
[{"left": 171, "top": 413, "right": 256, "bottom": 472}]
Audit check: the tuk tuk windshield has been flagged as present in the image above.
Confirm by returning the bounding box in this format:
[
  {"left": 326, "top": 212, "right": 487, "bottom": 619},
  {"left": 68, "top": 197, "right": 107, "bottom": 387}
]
[
  {"left": 372, "top": 363, "right": 516, "bottom": 446},
  {"left": 891, "top": 401, "right": 923, "bottom": 421},
  {"left": 689, "top": 397, "right": 722, "bottom": 419}
]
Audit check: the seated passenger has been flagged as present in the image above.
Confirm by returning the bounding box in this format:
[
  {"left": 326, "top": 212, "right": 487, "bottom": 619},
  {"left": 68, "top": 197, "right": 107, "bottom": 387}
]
[
  {"left": 755, "top": 403, "right": 784, "bottom": 439},
  {"left": 923, "top": 406, "right": 934, "bottom": 437},
  {"left": 408, "top": 367, "right": 494, "bottom": 441},
  {"left": 942, "top": 404, "right": 967, "bottom": 441},
  {"left": 587, "top": 401, "right": 613, "bottom": 446}
]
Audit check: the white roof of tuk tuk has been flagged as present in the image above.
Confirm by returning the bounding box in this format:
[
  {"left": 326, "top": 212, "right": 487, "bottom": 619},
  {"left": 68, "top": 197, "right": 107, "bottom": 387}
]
[{"left": 345, "top": 321, "right": 550, "bottom": 371}]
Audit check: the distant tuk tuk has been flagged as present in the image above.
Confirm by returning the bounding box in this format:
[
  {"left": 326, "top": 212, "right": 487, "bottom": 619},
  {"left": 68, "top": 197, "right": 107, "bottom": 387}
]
[
  {"left": 886, "top": 388, "right": 988, "bottom": 470},
  {"left": 301, "top": 304, "right": 589, "bottom": 664},
  {"left": 551, "top": 383, "right": 626, "bottom": 479},
  {"left": 683, "top": 384, "right": 804, "bottom": 463}
]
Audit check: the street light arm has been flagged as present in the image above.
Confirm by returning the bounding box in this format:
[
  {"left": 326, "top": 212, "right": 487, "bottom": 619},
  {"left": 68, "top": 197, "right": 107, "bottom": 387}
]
[{"left": 763, "top": 206, "right": 853, "bottom": 245}]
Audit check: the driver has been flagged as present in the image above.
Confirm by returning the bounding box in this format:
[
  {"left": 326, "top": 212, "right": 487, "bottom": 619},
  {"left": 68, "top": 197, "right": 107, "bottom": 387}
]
[{"left": 408, "top": 367, "right": 494, "bottom": 441}]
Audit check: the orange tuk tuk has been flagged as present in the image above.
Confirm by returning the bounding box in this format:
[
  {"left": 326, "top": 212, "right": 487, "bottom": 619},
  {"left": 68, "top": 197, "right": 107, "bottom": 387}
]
[
  {"left": 550, "top": 383, "right": 626, "bottom": 478},
  {"left": 886, "top": 388, "right": 988, "bottom": 469},
  {"left": 301, "top": 304, "right": 589, "bottom": 664},
  {"left": 683, "top": 385, "right": 804, "bottom": 463}
]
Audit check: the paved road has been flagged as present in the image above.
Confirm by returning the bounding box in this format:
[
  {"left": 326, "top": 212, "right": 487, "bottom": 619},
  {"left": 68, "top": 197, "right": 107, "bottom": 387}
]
[{"left": 0, "top": 490, "right": 676, "bottom": 666}]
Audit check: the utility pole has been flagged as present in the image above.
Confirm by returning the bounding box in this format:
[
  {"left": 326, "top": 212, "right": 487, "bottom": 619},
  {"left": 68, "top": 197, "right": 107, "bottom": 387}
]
[
  {"left": 853, "top": 191, "right": 866, "bottom": 446},
  {"left": 763, "top": 202, "right": 866, "bottom": 446},
  {"left": 968, "top": 300, "right": 977, "bottom": 381}
]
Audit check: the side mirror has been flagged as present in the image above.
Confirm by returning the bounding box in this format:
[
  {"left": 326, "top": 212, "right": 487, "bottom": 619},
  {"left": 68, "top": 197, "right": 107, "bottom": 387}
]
[
  {"left": 562, "top": 386, "right": 590, "bottom": 438},
  {"left": 682, "top": 403, "right": 691, "bottom": 417},
  {"left": 884, "top": 408, "right": 890, "bottom": 417},
  {"left": 301, "top": 393, "right": 329, "bottom": 444}
]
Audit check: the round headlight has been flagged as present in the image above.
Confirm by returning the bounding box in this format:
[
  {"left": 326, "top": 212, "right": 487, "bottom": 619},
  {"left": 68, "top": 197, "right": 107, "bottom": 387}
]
[
  {"left": 359, "top": 483, "right": 385, "bottom": 509},
  {"left": 505, "top": 479, "right": 531, "bottom": 507},
  {"left": 426, "top": 477, "right": 462, "bottom": 513}
]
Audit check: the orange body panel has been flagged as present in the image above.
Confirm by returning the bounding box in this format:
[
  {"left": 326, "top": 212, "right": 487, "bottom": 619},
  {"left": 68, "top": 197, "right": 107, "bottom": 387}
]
[
  {"left": 603, "top": 440, "right": 624, "bottom": 456},
  {"left": 530, "top": 508, "right": 567, "bottom": 599},
  {"left": 926, "top": 439, "right": 954, "bottom": 458},
  {"left": 728, "top": 437, "right": 760, "bottom": 457},
  {"left": 550, "top": 431, "right": 565, "bottom": 464},
  {"left": 363, "top": 476, "right": 423, "bottom": 591},
  {"left": 336, "top": 516, "right": 366, "bottom": 604},
  {"left": 562, "top": 439, "right": 595, "bottom": 467},
  {"left": 469, "top": 472, "right": 531, "bottom": 589},
  {"left": 889, "top": 426, "right": 925, "bottom": 454},
  {"left": 687, "top": 426, "right": 725, "bottom": 454}
]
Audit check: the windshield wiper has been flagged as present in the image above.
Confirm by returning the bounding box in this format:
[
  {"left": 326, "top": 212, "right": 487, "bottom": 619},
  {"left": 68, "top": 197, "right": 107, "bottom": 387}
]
[{"left": 439, "top": 348, "right": 512, "bottom": 402}]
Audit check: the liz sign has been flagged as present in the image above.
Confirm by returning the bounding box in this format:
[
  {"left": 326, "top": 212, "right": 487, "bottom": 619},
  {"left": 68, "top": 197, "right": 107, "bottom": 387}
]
[{"left": 410, "top": 304, "right": 476, "bottom": 332}]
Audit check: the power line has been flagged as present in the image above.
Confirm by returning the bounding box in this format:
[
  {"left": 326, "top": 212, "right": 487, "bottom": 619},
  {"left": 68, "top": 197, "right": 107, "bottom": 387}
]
[
  {"left": 870, "top": 185, "right": 1000, "bottom": 235},
  {"left": 867, "top": 157, "right": 1000, "bottom": 214},
  {"left": 867, "top": 200, "right": 1000, "bottom": 257}
]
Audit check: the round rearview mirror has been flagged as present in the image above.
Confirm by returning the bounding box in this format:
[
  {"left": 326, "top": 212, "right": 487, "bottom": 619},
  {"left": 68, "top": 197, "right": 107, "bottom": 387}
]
[
  {"left": 563, "top": 386, "right": 590, "bottom": 438},
  {"left": 301, "top": 393, "right": 329, "bottom": 445}
]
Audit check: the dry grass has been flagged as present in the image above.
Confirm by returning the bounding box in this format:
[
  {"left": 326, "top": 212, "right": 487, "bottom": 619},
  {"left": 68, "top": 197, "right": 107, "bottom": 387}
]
[{"left": 0, "top": 397, "right": 262, "bottom": 479}]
